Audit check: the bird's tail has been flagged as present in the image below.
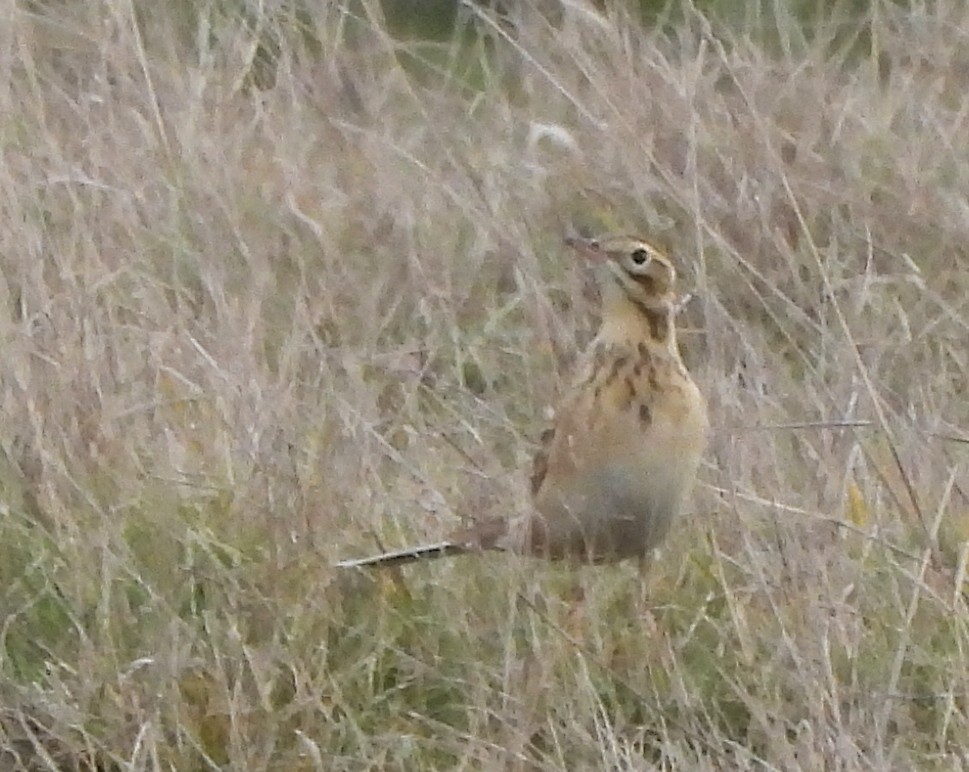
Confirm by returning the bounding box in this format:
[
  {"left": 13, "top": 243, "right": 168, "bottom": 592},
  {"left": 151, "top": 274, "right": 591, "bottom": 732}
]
[{"left": 335, "top": 541, "right": 470, "bottom": 569}]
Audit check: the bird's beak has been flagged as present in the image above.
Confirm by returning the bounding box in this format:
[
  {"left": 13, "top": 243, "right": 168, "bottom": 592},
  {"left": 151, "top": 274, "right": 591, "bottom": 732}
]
[{"left": 564, "top": 235, "right": 605, "bottom": 262}]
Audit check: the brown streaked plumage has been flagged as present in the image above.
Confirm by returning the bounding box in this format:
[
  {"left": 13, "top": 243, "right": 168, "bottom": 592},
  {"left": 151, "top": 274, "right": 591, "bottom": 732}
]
[{"left": 336, "top": 235, "right": 708, "bottom": 568}]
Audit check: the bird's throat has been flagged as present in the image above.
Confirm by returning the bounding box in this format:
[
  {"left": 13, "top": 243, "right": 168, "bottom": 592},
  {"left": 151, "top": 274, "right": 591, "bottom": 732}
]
[{"left": 599, "top": 289, "right": 676, "bottom": 354}]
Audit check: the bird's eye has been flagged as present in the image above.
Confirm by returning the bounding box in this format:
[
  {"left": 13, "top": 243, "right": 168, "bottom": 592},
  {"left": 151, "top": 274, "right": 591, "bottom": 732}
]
[{"left": 631, "top": 248, "right": 649, "bottom": 265}]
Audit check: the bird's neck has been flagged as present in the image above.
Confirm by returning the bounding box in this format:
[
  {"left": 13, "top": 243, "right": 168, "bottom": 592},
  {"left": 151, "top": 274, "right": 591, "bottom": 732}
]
[{"left": 599, "top": 289, "right": 679, "bottom": 357}]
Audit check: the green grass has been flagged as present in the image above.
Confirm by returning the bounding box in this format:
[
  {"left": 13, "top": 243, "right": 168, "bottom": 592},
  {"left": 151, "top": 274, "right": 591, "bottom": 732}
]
[{"left": 1, "top": 0, "right": 968, "bottom": 768}]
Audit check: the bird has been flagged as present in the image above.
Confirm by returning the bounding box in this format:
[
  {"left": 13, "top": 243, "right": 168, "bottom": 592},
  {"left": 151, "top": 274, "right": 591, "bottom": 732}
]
[{"left": 336, "top": 234, "right": 708, "bottom": 569}]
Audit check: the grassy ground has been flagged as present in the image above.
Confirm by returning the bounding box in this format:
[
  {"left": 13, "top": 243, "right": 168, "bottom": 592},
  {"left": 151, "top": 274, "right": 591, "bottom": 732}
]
[{"left": 1, "top": 0, "right": 968, "bottom": 769}]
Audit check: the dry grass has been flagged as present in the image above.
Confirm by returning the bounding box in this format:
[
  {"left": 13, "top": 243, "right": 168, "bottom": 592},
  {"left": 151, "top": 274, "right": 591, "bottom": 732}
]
[{"left": 1, "top": 0, "right": 968, "bottom": 768}]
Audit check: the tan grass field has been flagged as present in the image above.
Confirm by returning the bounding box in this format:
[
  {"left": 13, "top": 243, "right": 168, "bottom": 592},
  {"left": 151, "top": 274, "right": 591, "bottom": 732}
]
[{"left": 1, "top": 1, "right": 968, "bottom": 769}]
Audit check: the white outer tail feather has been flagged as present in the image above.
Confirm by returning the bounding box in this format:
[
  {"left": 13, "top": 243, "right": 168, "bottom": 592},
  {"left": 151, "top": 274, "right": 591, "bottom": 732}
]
[{"left": 335, "top": 541, "right": 470, "bottom": 569}]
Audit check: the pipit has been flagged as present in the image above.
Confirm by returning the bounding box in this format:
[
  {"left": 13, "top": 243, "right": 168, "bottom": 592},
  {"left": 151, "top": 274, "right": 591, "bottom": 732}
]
[{"left": 337, "top": 235, "right": 708, "bottom": 568}]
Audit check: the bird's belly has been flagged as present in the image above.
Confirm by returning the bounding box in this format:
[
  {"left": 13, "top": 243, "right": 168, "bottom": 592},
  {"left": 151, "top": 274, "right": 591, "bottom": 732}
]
[
  {"left": 533, "top": 417, "right": 703, "bottom": 560},
  {"left": 532, "top": 463, "right": 686, "bottom": 560}
]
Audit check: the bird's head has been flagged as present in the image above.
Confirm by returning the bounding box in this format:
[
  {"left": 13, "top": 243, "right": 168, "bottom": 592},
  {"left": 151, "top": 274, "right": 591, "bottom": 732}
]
[{"left": 565, "top": 234, "right": 677, "bottom": 315}]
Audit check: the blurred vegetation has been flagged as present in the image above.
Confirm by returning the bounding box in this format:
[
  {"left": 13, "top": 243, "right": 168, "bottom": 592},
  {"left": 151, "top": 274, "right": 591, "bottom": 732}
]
[
  {"left": 2, "top": 0, "right": 967, "bottom": 768},
  {"left": 53, "top": 0, "right": 903, "bottom": 92}
]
